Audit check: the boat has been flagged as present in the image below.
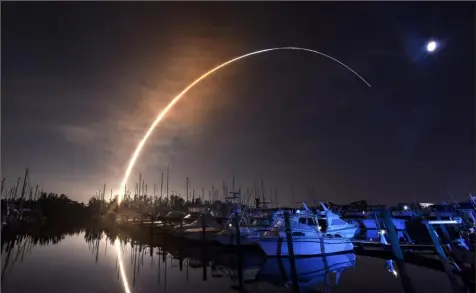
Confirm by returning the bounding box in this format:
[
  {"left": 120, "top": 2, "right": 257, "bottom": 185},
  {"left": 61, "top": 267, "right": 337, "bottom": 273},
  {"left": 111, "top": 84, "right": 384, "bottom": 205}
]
[
  {"left": 209, "top": 209, "right": 285, "bottom": 246},
  {"left": 172, "top": 212, "right": 223, "bottom": 241},
  {"left": 247, "top": 210, "right": 283, "bottom": 234},
  {"left": 315, "top": 202, "right": 359, "bottom": 238},
  {"left": 256, "top": 212, "right": 354, "bottom": 257}
]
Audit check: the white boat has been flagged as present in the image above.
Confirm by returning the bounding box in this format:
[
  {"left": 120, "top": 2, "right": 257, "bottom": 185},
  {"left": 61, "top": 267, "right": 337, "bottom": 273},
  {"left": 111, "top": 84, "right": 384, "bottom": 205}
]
[
  {"left": 172, "top": 213, "right": 223, "bottom": 241},
  {"left": 256, "top": 213, "right": 354, "bottom": 257}
]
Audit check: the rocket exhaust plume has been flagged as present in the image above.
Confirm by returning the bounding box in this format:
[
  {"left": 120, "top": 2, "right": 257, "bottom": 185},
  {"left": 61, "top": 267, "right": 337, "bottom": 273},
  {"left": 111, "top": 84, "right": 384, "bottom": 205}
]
[{"left": 117, "top": 47, "right": 371, "bottom": 204}]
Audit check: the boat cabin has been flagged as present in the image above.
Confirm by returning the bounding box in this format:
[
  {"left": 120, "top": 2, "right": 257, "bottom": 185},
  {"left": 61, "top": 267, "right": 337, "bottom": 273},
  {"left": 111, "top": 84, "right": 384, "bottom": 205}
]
[{"left": 263, "top": 215, "right": 322, "bottom": 238}]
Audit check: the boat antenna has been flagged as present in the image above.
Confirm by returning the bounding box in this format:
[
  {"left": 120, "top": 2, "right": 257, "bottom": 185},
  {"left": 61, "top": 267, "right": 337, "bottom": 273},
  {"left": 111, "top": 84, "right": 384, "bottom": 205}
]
[{"left": 320, "top": 201, "right": 329, "bottom": 212}]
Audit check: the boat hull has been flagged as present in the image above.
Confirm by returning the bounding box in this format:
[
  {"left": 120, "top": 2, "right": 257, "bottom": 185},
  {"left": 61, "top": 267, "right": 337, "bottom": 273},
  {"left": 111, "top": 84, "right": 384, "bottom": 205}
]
[
  {"left": 257, "top": 237, "right": 354, "bottom": 257},
  {"left": 325, "top": 227, "right": 359, "bottom": 238}
]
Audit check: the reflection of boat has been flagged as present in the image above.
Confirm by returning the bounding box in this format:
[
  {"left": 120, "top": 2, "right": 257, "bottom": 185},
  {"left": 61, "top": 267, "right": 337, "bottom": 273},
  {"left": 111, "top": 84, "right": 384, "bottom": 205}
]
[
  {"left": 211, "top": 250, "right": 265, "bottom": 282},
  {"left": 256, "top": 253, "right": 356, "bottom": 291},
  {"left": 208, "top": 227, "right": 260, "bottom": 246},
  {"left": 449, "top": 236, "right": 475, "bottom": 266},
  {"left": 256, "top": 213, "right": 354, "bottom": 257},
  {"left": 212, "top": 249, "right": 266, "bottom": 270}
]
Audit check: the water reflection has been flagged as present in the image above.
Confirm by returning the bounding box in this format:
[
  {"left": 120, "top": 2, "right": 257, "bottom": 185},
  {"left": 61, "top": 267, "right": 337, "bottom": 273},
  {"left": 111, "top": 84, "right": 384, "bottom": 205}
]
[
  {"left": 256, "top": 254, "right": 356, "bottom": 292},
  {"left": 1, "top": 226, "right": 461, "bottom": 293}
]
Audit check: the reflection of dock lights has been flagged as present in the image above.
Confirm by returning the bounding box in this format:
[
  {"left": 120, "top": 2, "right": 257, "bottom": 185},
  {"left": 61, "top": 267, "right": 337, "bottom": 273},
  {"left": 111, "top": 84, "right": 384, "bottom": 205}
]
[
  {"left": 387, "top": 268, "right": 398, "bottom": 277},
  {"left": 379, "top": 229, "right": 386, "bottom": 235}
]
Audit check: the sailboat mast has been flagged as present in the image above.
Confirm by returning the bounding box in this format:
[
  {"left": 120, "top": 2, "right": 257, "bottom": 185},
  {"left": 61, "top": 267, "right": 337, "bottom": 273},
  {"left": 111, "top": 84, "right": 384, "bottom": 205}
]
[
  {"left": 13, "top": 177, "right": 20, "bottom": 200},
  {"left": 1, "top": 178, "right": 5, "bottom": 196},
  {"left": 166, "top": 165, "right": 169, "bottom": 205},
  {"left": 261, "top": 179, "right": 266, "bottom": 203},
  {"left": 186, "top": 177, "right": 189, "bottom": 203},
  {"left": 160, "top": 173, "right": 164, "bottom": 200},
  {"left": 20, "top": 168, "right": 29, "bottom": 201}
]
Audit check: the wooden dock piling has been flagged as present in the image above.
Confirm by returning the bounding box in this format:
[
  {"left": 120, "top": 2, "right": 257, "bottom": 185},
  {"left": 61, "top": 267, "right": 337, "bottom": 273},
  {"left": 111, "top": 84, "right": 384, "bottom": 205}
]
[
  {"left": 380, "top": 209, "right": 415, "bottom": 293},
  {"left": 284, "top": 211, "right": 299, "bottom": 293},
  {"left": 425, "top": 223, "right": 468, "bottom": 293}
]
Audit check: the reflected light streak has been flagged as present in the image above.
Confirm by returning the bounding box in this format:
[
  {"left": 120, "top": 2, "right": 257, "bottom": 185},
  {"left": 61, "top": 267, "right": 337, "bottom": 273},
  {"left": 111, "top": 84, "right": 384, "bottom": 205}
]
[
  {"left": 117, "top": 47, "right": 372, "bottom": 203},
  {"left": 115, "top": 238, "right": 131, "bottom": 293}
]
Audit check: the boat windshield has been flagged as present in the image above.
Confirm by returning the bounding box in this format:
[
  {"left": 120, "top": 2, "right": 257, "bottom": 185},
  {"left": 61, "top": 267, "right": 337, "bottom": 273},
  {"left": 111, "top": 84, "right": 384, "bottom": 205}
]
[
  {"left": 330, "top": 219, "right": 348, "bottom": 226},
  {"left": 317, "top": 219, "right": 327, "bottom": 231},
  {"left": 298, "top": 217, "right": 318, "bottom": 226}
]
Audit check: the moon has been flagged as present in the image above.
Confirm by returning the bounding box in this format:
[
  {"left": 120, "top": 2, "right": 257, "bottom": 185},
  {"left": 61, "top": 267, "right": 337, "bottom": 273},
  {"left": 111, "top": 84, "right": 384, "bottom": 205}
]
[{"left": 426, "top": 40, "right": 437, "bottom": 53}]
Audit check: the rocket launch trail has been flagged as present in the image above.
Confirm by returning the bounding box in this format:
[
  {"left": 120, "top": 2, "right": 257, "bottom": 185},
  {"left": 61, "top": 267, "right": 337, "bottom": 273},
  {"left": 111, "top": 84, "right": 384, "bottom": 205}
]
[{"left": 117, "top": 47, "right": 371, "bottom": 203}]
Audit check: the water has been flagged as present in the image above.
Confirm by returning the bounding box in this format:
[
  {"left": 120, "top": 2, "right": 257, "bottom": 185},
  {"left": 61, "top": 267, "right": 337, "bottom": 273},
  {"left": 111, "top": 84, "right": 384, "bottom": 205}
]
[{"left": 1, "top": 229, "right": 456, "bottom": 293}]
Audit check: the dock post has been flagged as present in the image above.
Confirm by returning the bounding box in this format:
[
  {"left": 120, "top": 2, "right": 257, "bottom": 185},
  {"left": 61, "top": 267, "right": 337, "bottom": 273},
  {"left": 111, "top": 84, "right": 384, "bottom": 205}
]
[
  {"left": 467, "top": 210, "right": 476, "bottom": 225},
  {"left": 437, "top": 216, "right": 451, "bottom": 243},
  {"left": 202, "top": 259, "right": 208, "bottom": 281},
  {"left": 380, "top": 209, "right": 404, "bottom": 260},
  {"left": 234, "top": 213, "right": 244, "bottom": 292},
  {"left": 201, "top": 214, "right": 207, "bottom": 244},
  {"left": 198, "top": 212, "right": 208, "bottom": 281},
  {"left": 425, "top": 223, "right": 467, "bottom": 293},
  {"left": 234, "top": 213, "right": 241, "bottom": 246},
  {"left": 284, "top": 211, "right": 299, "bottom": 293},
  {"left": 380, "top": 209, "right": 415, "bottom": 293}
]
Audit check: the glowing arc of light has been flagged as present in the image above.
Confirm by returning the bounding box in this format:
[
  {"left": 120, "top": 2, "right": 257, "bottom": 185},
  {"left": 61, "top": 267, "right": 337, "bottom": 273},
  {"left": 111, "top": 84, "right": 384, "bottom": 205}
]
[
  {"left": 117, "top": 46, "right": 372, "bottom": 203},
  {"left": 115, "top": 238, "right": 131, "bottom": 293}
]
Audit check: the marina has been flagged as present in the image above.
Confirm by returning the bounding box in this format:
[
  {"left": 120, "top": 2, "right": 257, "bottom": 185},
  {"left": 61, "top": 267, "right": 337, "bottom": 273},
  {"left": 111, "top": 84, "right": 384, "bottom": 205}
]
[
  {"left": 2, "top": 2, "right": 474, "bottom": 293},
  {"left": 4, "top": 170, "right": 474, "bottom": 293},
  {"left": 2, "top": 223, "right": 473, "bottom": 293}
]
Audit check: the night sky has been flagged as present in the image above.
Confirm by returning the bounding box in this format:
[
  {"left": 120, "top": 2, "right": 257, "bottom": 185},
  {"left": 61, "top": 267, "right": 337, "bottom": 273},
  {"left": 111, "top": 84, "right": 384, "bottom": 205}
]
[{"left": 1, "top": 2, "right": 474, "bottom": 204}]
